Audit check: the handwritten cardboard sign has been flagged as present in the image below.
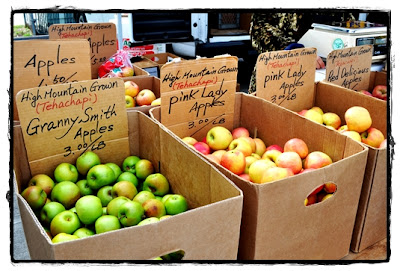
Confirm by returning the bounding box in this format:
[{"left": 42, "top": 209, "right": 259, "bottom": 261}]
[
  {"left": 16, "top": 78, "right": 130, "bottom": 176},
  {"left": 325, "top": 45, "right": 373, "bottom": 90},
  {"left": 160, "top": 56, "right": 238, "bottom": 140},
  {"left": 49, "top": 23, "right": 118, "bottom": 79},
  {"left": 13, "top": 39, "right": 92, "bottom": 120},
  {"left": 256, "top": 48, "right": 317, "bottom": 112}
]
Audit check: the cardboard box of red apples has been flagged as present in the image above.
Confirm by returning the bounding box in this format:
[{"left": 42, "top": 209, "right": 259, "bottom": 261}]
[
  {"left": 150, "top": 92, "right": 369, "bottom": 260},
  {"left": 123, "top": 76, "right": 161, "bottom": 115},
  {"left": 301, "top": 80, "right": 388, "bottom": 253},
  {"left": 13, "top": 111, "right": 243, "bottom": 260}
]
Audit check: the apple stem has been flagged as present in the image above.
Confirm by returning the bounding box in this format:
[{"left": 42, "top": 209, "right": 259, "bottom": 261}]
[{"left": 253, "top": 127, "right": 258, "bottom": 139}]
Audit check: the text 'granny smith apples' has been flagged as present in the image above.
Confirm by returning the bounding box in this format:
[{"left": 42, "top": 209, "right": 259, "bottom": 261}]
[{"left": 20, "top": 151, "right": 190, "bottom": 249}]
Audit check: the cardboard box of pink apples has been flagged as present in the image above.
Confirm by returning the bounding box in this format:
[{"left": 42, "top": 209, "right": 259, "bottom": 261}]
[
  {"left": 150, "top": 92, "right": 369, "bottom": 260},
  {"left": 296, "top": 79, "right": 388, "bottom": 253},
  {"left": 13, "top": 111, "right": 243, "bottom": 260}
]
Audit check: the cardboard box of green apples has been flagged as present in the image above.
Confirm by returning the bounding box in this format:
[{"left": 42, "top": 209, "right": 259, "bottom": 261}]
[{"left": 13, "top": 78, "right": 243, "bottom": 260}]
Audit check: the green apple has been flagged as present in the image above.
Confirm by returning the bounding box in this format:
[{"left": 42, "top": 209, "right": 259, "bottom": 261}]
[
  {"left": 87, "top": 164, "right": 116, "bottom": 190},
  {"left": 122, "top": 155, "right": 141, "bottom": 174},
  {"left": 75, "top": 195, "right": 103, "bottom": 225},
  {"left": 161, "top": 194, "right": 173, "bottom": 204},
  {"left": 54, "top": 162, "right": 79, "bottom": 183},
  {"left": 52, "top": 233, "right": 79, "bottom": 243},
  {"left": 133, "top": 191, "right": 155, "bottom": 205},
  {"left": 106, "top": 196, "right": 130, "bottom": 217},
  {"left": 105, "top": 162, "right": 122, "bottom": 179},
  {"left": 73, "top": 227, "right": 95, "bottom": 238},
  {"left": 116, "top": 171, "right": 139, "bottom": 187},
  {"left": 118, "top": 200, "right": 144, "bottom": 227},
  {"left": 69, "top": 206, "right": 77, "bottom": 214},
  {"left": 164, "top": 194, "right": 188, "bottom": 215},
  {"left": 50, "top": 210, "right": 81, "bottom": 236},
  {"left": 28, "top": 174, "right": 55, "bottom": 196},
  {"left": 76, "top": 179, "right": 94, "bottom": 196},
  {"left": 135, "top": 159, "right": 154, "bottom": 180},
  {"left": 152, "top": 257, "right": 163, "bottom": 260},
  {"left": 51, "top": 181, "right": 81, "bottom": 209},
  {"left": 40, "top": 201, "right": 66, "bottom": 225},
  {"left": 95, "top": 215, "right": 121, "bottom": 234},
  {"left": 142, "top": 173, "right": 169, "bottom": 196},
  {"left": 111, "top": 181, "right": 137, "bottom": 200},
  {"left": 102, "top": 207, "right": 107, "bottom": 215},
  {"left": 21, "top": 185, "right": 47, "bottom": 210},
  {"left": 142, "top": 199, "right": 166, "bottom": 218},
  {"left": 137, "top": 217, "right": 159, "bottom": 226},
  {"left": 97, "top": 186, "right": 113, "bottom": 207},
  {"left": 76, "top": 151, "right": 101, "bottom": 176}
]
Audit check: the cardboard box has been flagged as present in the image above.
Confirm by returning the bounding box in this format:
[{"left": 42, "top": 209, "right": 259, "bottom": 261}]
[
  {"left": 13, "top": 111, "right": 243, "bottom": 260},
  {"left": 132, "top": 57, "right": 159, "bottom": 77},
  {"left": 122, "top": 76, "right": 161, "bottom": 115},
  {"left": 150, "top": 92, "right": 369, "bottom": 260},
  {"left": 367, "top": 71, "right": 387, "bottom": 92},
  {"left": 132, "top": 64, "right": 150, "bottom": 77},
  {"left": 143, "top": 53, "right": 184, "bottom": 77},
  {"left": 313, "top": 80, "right": 387, "bottom": 253}
]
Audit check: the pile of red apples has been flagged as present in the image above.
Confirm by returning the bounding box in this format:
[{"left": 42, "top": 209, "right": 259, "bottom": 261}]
[
  {"left": 182, "top": 127, "right": 333, "bottom": 184},
  {"left": 298, "top": 105, "right": 386, "bottom": 149},
  {"left": 357, "top": 85, "right": 387, "bottom": 101}
]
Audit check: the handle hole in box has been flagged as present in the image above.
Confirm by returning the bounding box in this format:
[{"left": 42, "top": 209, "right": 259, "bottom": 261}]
[
  {"left": 304, "top": 182, "right": 337, "bottom": 206},
  {"left": 152, "top": 249, "right": 185, "bottom": 260}
]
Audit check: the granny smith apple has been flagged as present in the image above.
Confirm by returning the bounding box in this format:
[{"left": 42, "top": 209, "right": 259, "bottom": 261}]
[
  {"left": 133, "top": 191, "right": 155, "bottom": 205},
  {"left": 87, "top": 164, "right": 116, "bottom": 190},
  {"left": 142, "top": 173, "right": 170, "bottom": 196},
  {"left": 28, "top": 174, "right": 55, "bottom": 196},
  {"left": 95, "top": 215, "right": 121, "bottom": 234},
  {"left": 135, "top": 159, "right": 154, "bottom": 180},
  {"left": 51, "top": 181, "right": 81, "bottom": 209},
  {"left": 111, "top": 180, "right": 137, "bottom": 200},
  {"left": 54, "top": 162, "right": 79, "bottom": 183},
  {"left": 73, "top": 227, "right": 95, "bottom": 238},
  {"left": 118, "top": 200, "right": 144, "bottom": 227},
  {"left": 106, "top": 196, "right": 130, "bottom": 217},
  {"left": 69, "top": 207, "right": 77, "bottom": 214},
  {"left": 52, "top": 233, "right": 79, "bottom": 243},
  {"left": 137, "top": 217, "right": 159, "bottom": 226},
  {"left": 102, "top": 207, "right": 107, "bottom": 215},
  {"left": 161, "top": 194, "right": 173, "bottom": 204},
  {"left": 21, "top": 185, "right": 47, "bottom": 210},
  {"left": 97, "top": 186, "right": 113, "bottom": 207},
  {"left": 75, "top": 195, "right": 103, "bottom": 225},
  {"left": 76, "top": 179, "right": 94, "bottom": 196},
  {"left": 142, "top": 198, "right": 166, "bottom": 218},
  {"left": 40, "top": 201, "right": 66, "bottom": 225},
  {"left": 76, "top": 151, "right": 101, "bottom": 176},
  {"left": 50, "top": 210, "right": 81, "bottom": 236},
  {"left": 116, "top": 171, "right": 139, "bottom": 187},
  {"left": 122, "top": 155, "right": 141, "bottom": 174},
  {"left": 159, "top": 215, "right": 172, "bottom": 221},
  {"left": 105, "top": 162, "right": 122, "bottom": 179},
  {"left": 164, "top": 194, "right": 188, "bottom": 215}
]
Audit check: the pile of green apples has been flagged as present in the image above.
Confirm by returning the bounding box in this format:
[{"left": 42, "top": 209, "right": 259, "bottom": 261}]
[{"left": 20, "top": 151, "right": 189, "bottom": 245}]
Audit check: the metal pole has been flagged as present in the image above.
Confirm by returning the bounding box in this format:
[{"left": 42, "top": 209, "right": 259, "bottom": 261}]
[{"left": 28, "top": 13, "right": 36, "bottom": 36}]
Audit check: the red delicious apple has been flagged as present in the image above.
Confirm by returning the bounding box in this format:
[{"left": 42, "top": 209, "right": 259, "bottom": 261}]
[
  {"left": 372, "top": 85, "right": 387, "bottom": 100},
  {"left": 358, "top": 90, "right": 373, "bottom": 97}
]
